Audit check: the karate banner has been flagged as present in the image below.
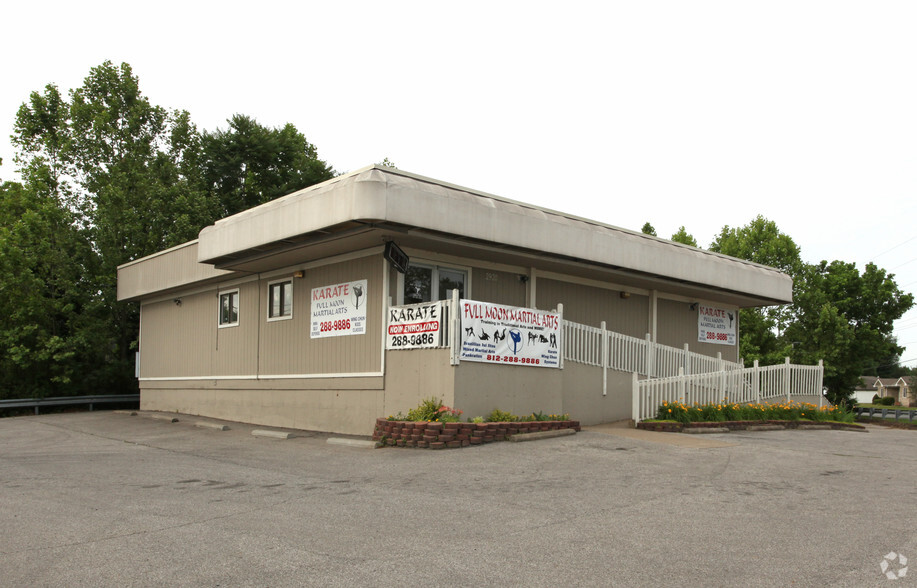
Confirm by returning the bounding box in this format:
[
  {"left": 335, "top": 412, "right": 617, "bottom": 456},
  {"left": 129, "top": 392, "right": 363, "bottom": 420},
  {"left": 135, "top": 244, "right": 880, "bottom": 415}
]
[
  {"left": 310, "top": 280, "right": 368, "bottom": 338},
  {"left": 460, "top": 300, "right": 560, "bottom": 368},
  {"left": 386, "top": 301, "right": 445, "bottom": 349},
  {"left": 697, "top": 304, "right": 736, "bottom": 346}
]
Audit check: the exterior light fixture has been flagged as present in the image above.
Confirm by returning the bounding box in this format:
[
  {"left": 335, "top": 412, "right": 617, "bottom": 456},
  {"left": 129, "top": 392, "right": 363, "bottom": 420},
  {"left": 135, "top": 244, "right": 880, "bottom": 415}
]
[{"left": 294, "top": 270, "right": 305, "bottom": 279}]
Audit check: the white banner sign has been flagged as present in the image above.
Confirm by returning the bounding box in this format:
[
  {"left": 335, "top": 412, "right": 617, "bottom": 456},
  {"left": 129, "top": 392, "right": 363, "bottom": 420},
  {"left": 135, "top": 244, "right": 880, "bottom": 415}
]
[
  {"left": 310, "top": 279, "right": 368, "bottom": 338},
  {"left": 460, "top": 300, "right": 560, "bottom": 368},
  {"left": 386, "top": 301, "right": 444, "bottom": 349},
  {"left": 697, "top": 304, "right": 736, "bottom": 346}
]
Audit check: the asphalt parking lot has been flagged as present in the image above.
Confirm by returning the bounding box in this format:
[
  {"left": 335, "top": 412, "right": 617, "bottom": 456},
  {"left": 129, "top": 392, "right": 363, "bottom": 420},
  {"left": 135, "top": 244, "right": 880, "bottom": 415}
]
[{"left": 2, "top": 412, "right": 916, "bottom": 587}]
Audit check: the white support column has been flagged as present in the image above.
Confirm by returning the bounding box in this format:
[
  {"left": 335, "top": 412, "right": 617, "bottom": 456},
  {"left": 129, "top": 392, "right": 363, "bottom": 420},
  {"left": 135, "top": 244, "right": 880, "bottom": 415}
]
[
  {"left": 683, "top": 343, "right": 690, "bottom": 376},
  {"left": 450, "top": 288, "right": 461, "bottom": 366},
  {"left": 648, "top": 290, "right": 658, "bottom": 343},
  {"left": 557, "top": 303, "right": 564, "bottom": 369},
  {"left": 601, "top": 321, "right": 608, "bottom": 396}
]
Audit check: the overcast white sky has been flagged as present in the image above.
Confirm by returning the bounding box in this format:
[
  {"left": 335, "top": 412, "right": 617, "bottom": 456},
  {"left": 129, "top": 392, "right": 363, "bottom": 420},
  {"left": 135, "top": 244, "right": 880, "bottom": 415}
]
[{"left": 2, "top": 1, "right": 916, "bottom": 369}]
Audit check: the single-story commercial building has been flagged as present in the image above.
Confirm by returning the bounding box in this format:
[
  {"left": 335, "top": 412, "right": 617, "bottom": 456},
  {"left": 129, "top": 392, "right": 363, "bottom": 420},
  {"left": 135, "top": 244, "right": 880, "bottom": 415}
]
[{"left": 117, "top": 165, "right": 794, "bottom": 435}]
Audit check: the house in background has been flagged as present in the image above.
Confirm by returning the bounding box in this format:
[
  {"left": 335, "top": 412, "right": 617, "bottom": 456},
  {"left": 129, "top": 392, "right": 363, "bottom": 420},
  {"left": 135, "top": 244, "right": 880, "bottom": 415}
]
[
  {"left": 117, "top": 165, "right": 798, "bottom": 435},
  {"left": 854, "top": 376, "right": 913, "bottom": 406}
]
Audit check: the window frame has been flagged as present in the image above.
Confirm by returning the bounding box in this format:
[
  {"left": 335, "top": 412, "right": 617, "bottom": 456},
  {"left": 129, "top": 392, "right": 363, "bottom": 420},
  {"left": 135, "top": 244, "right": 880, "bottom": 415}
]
[
  {"left": 218, "top": 288, "right": 240, "bottom": 328},
  {"left": 267, "top": 279, "right": 294, "bottom": 321},
  {"left": 398, "top": 261, "right": 469, "bottom": 305}
]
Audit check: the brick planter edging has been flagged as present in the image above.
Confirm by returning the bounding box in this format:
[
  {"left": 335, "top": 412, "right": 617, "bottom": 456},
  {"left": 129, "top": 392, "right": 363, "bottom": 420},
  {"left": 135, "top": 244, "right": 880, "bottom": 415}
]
[
  {"left": 637, "top": 420, "right": 866, "bottom": 433},
  {"left": 373, "top": 418, "right": 581, "bottom": 449}
]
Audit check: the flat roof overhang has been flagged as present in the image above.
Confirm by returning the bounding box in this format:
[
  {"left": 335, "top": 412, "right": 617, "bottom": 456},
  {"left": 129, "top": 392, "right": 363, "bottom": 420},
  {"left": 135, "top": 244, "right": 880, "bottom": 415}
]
[{"left": 195, "top": 166, "right": 792, "bottom": 307}]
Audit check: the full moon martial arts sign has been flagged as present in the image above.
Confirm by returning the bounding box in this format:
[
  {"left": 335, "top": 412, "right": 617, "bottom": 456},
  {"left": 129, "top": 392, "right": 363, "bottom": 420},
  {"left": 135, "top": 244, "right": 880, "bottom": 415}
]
[
  {"left": 697, "top": 304, "right": 736, "bottom": 346},
  {"left": 310, "top": 279, "right": 368, "bottom": 338},
  {"left": 460, "top": 300, "right": 560, "bottom": 368}
]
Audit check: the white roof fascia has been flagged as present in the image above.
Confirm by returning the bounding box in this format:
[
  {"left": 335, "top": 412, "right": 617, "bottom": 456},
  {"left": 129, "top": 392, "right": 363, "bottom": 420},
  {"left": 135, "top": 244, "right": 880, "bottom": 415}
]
[{"left": 196, "top": 165, "right": 792, "bottom": 304}]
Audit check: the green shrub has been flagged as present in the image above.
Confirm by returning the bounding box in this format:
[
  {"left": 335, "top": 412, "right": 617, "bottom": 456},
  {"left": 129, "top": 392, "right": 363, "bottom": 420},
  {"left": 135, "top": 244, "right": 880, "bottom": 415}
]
[
  {"left": 883, "top": 396, "right": 896, "bottom": 406},
  {"left": 485, "top": 408, "right": 517, "bottom": 422}
]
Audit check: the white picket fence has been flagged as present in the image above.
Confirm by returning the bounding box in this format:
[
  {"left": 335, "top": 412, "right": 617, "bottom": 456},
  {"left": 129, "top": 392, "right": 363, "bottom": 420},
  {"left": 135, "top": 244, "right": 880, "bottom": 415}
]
[{"left": 631, "top": 359, "right": 825, "bottom": 422}]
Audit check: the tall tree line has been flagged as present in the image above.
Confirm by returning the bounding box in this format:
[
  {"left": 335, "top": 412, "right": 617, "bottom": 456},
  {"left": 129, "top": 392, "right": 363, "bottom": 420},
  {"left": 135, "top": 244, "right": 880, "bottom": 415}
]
[{"left": 1, "top": 61, "right": 334, "bottom": 399}]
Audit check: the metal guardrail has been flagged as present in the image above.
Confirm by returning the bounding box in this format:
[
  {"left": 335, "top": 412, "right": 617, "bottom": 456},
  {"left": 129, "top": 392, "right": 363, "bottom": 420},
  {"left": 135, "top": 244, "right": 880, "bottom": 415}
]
[
  {"left": 854, "top": 407, "right": 917, "bottom": 421},
  {"left": 0, "top": 394, "right": 140, "bottom": 415}
]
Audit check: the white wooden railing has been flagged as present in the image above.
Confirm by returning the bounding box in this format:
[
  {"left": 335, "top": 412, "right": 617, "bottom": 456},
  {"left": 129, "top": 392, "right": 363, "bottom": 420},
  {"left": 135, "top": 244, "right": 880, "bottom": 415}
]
[
  {"left": 562, "top": 320, "right": 745, "bottom": 387},
  {"left": 631, "top": 358, "right": 825, "bottom": 422}
]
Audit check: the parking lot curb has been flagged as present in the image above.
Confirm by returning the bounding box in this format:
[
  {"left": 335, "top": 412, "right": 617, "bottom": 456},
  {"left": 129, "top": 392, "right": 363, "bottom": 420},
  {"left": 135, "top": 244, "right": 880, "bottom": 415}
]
[
  {"left": 252, "top": 429, "right": 295, "bottom": 440},
  {"left": 327, "top": 437, "right": 376, "bottom": 449}
]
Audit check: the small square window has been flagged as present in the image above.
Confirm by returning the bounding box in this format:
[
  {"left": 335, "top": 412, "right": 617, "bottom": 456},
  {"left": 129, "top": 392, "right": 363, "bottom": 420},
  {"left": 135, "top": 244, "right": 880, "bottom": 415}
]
[
  {"left": 219, "top": 290, "right": 239, "bottom": 327},
  {"left": 268, "top": 280, "right": 293, "bottom": 320}
]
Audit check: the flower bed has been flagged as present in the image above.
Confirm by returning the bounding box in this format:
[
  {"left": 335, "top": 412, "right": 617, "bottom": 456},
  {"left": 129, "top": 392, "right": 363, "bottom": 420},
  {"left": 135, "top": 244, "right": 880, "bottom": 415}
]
[
  {"left": 637, "top": 420, "right": 866, "bottom": 433},
  {"left": 373, "top": 418, "right": 581, "bottom": 449}
]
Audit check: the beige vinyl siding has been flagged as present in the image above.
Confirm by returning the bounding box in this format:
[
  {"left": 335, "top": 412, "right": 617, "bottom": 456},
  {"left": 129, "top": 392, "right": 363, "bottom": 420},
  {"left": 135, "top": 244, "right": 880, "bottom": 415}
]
[
  {"left": 140, "top": 293, "right": 215, "bottom": 378},
  {"left": 257, "top": 255, "right": 383, "bottom": 375},
  {"left": 656, "top": 298, "right": 739, "bottom": 362},
  {"left": 537, "top": 278, "right": 649, "bottom": 338},
  {"left": 471, "top": 268, "right": 526, "bottom": 306},
  {"left": 213, "top": 281, "right": 259, "bottom": 376}
]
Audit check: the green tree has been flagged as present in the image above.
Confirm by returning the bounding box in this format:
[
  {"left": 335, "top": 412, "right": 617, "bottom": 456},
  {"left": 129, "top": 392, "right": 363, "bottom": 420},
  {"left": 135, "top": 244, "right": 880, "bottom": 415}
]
[
  {"left": 640, "top": 222, "right": 657, "bottom": 236},
  {"left": 710, "top": 216, "right": 803, "bottom": 365},
  {"left": 0, "top": 178, "right": 91, "bottom": 398},
  {"left": 785, "top": 261, "right": 913, "bottom": 404},
  {"left": 12, "top": 61, "right": 215, "bottom": 395},
  {"left": 670, "top": 226, "right": 698, "bottom": 247},
  {"left": 8, "top": 61, "right": 339, "bottom": 397},
  {"left": 201, "top": 114, "right": 335, "bottom": 218}
]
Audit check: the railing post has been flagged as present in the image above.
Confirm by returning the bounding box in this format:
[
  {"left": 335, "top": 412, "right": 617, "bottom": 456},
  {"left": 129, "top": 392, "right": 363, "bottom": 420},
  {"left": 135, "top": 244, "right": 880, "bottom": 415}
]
[
  {"left": 645, "top": 333, "right": 654, "bottom": 377},
  {"left": 817, "top": 359, "right": 824, "bottom": 407},
  {"left": 631, "top": 372, "right": 640, "bottom": 422},
  {"left": 678, "top": 366, "right": 686, "bottom": 404},
  {"left": 683, "top": 344, "right": 690, "bottom": 376},
  {"left": 784, "top": 357, "right": 791, "bottom": 402},
  {"left": 557, "top": 303, "right": 564, "bottom": 370},
  {"left": 601, "top": 321, "right": 608, "bottom": 396},
  {"left": 753, "top": 359, "right": 760, "bottom": 404}
]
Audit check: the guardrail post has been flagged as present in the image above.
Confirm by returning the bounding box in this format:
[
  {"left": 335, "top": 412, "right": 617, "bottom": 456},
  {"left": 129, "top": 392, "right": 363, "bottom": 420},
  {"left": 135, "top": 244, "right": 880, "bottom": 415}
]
[
  {"left": 784, "top": 357, "right": 791, "bottom": 402},
  {"left": 601, "top": 321, "right": 608, "bottom": 396}
]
